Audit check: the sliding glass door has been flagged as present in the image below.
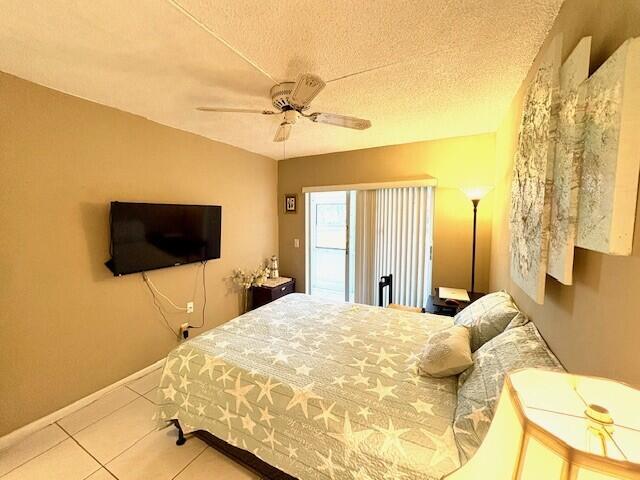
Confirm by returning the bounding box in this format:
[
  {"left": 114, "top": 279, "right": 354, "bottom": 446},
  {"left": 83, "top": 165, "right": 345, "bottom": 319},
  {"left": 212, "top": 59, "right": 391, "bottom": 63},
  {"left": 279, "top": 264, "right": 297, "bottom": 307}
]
[
  {"left": 306, "top": 185, "right": 434, "bottom": 308},
  {"left": 307, "top": 191, "right": 355, "bottom": 301}
]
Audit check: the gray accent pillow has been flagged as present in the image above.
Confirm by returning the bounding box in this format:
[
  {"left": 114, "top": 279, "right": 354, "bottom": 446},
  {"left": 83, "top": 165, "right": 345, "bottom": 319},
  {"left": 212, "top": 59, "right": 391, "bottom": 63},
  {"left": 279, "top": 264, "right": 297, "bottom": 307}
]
[
  {"left": 453, "top": 323, "right": 564, "bottom": 464},
  {"left": 453, "top": 291, "right": 528, "bottom": 352}
]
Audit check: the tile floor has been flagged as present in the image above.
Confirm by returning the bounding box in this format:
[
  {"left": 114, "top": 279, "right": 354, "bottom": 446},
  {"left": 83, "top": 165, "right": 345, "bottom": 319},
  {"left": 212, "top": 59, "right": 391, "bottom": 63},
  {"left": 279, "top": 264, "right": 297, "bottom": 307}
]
[{"left": 0, "top": 366, "right": 259, "bottom": 480}]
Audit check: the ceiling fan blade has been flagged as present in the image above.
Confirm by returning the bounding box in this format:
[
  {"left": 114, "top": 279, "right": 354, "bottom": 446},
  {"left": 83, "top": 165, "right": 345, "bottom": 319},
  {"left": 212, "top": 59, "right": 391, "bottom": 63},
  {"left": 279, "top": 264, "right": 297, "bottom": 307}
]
[
  {"left": 309, "top": 112, "right": 372, "bottom": 130},
  {"left": 196, "top": 107, "right": 276, "bottom": 115},
  {"left": 273, "top": 123, "right": 292, "bottom": 142},
  {"left": 289, "top": 73, "right": 326, "bottom": 108}
]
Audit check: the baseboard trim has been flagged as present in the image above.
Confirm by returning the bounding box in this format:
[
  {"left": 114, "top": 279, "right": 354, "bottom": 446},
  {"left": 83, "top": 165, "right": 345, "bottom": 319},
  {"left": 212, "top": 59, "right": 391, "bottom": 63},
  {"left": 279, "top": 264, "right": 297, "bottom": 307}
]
[{"left": 0, "top": 359, "right": 165, "bottom": 451}]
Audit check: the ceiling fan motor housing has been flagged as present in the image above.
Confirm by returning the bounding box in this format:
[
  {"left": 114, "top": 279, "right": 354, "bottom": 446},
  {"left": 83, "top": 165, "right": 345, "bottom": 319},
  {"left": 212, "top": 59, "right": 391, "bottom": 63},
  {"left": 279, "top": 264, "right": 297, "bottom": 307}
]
[{"left": 270, "top": 82, "right": 309, "bottom": 112}]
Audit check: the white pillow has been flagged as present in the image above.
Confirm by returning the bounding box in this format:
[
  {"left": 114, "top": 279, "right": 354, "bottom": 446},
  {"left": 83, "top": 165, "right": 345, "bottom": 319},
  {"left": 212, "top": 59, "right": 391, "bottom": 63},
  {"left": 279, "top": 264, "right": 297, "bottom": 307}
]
[{"left": 417, "top": 325, "right": 473, "bottom": 378}]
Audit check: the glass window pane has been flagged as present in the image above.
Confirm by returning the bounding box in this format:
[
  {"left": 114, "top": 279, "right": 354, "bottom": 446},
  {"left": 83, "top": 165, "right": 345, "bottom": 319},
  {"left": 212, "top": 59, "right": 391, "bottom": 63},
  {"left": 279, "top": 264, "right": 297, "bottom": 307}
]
[
  {"left": 316, "top": 226, "right": 346, "bottom": 249},
  {"left": 316, "top": 204, "right": 346, "bottom": 248},
  {"left": 316, "top": 203, "right": 346, "bottom": 226},
  {"left": 309, "top": 192, "right": 348, "bottom": 301}
]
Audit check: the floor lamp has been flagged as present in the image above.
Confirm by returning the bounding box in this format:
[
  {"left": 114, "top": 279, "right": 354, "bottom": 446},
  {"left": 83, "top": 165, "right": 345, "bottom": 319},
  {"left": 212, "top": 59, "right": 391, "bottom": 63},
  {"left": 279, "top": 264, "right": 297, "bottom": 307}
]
[{"left": 462, "top": 187, "right": 490, "bottom": 293}]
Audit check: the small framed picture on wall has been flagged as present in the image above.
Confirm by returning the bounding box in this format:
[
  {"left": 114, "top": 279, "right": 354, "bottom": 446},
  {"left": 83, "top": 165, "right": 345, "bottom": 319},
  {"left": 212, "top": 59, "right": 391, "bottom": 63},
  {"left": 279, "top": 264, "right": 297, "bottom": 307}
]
[{"left": 284, "top": 193, "right": 297, "bottom": 214}]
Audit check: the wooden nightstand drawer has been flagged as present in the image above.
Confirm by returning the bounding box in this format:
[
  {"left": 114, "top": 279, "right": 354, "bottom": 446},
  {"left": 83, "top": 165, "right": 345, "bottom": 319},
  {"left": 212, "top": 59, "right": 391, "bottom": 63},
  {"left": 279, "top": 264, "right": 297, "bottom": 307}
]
[
  {"left": 251, "top": 278, "right": 295, "bottom": 310},
  {"left": 274, "top": 281, "right": 295, "bottom": 298}
]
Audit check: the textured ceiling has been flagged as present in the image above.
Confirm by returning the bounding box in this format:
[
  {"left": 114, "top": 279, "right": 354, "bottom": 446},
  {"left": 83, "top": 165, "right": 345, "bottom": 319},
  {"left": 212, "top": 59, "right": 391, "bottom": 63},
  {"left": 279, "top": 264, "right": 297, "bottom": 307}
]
[{"left": 0, "top": 0, "right": 563, "bottom": 159}]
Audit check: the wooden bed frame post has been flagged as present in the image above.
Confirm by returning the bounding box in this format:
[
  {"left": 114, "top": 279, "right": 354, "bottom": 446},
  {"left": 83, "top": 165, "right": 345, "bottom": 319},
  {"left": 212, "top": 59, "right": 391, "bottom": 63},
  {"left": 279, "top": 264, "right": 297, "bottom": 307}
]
[{"left": 172, "top": 419, "right": 297, "bottom": 479}]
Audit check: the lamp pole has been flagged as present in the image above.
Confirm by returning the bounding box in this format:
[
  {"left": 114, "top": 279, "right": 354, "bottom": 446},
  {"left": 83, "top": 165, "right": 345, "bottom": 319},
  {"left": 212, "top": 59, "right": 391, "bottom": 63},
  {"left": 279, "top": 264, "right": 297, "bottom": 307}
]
[{"left": 471, "top": 198, "right": 479, "bottom": 293}]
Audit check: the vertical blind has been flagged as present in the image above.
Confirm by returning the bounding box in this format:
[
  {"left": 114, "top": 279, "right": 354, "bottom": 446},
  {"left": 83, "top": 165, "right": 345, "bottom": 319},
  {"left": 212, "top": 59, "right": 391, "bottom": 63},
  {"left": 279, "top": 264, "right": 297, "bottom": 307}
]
[
  {"left": 355, "top": 187, "right": 433, "bottom": 307},
  {"left": 354, "top": 190, "right": 377, "bottom": 305}
]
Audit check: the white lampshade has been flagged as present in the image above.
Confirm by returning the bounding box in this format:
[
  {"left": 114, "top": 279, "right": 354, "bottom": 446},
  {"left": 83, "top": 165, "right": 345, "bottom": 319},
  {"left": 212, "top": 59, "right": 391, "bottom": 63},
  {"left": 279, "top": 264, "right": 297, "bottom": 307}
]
[
  {"left": 447, "top": 369, "right": 640, "bottom": 480},
  {"left": 461, "top": 186, "right": 492, "bottom": 202}
]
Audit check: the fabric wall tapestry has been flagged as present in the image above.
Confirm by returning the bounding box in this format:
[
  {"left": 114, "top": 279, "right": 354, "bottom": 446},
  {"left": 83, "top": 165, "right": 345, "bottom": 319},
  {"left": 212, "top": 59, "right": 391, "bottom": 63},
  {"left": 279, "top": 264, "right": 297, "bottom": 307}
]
[
  {"left": 510, "top": 35, "right": 562, "bottom": 304},
  {"left": 547, "top": 37, "right": 591, "bottom": 285},
  {"left": 576, "top": 37, "right": 640, "bottom": 255}
]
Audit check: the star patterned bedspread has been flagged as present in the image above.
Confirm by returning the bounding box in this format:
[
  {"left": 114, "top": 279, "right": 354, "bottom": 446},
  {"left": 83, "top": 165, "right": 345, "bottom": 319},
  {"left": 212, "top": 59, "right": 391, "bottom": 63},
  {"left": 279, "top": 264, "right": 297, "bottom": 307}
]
[{"left": 156, "top": 293, "right": 461, "bottom": 480}]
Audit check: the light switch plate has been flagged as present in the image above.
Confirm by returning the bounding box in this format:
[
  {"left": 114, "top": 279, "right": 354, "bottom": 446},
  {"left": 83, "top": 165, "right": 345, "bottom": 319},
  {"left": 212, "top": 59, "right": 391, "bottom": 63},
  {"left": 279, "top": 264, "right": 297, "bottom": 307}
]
[{"left": 294, "top": 238, "right": 300, "bottom": 248}]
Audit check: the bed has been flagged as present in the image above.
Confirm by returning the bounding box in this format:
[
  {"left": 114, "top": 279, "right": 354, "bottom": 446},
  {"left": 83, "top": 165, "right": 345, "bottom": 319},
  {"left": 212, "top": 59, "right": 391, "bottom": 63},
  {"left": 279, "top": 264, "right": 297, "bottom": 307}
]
[{"left": 155, "top": 293, "right": 462, "bottom": 480}]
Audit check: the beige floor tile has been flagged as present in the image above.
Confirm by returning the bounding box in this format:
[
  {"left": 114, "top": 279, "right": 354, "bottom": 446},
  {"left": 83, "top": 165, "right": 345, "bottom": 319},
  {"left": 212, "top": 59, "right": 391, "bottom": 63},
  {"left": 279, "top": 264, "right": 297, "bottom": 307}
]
[
  {"left": 1, "top": 438, "right": 100, "bottom": 480},
  {"left": 174, "top": 447, "right": 259, "bottom": 480},
  {"left": 107, "top": 427, "right": 206, "bottom": 480},
  {"left": 58, "top": 386, "right": 139, "bottom": 435},
  {"left": 126, "top": 368, "right": 162, "bottom": 395},
  {"left": 85, "top": 468, "right": 117, "bottom": 479},
  {"left": 0, "top": 424, "right": 68, "bottom": 476},
  {"left": 143, "top": 387, "right": 160, "bottom": 405},
  {"left": 73, "top": 396, "right": 157, "bottom": 464}
]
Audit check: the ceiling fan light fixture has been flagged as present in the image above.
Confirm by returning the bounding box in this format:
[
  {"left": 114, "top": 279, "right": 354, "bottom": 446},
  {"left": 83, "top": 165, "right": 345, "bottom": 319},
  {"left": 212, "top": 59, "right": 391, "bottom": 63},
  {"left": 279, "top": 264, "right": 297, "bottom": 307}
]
[{"left": 283, "top": 110, "right": 298, "bottom": 125}]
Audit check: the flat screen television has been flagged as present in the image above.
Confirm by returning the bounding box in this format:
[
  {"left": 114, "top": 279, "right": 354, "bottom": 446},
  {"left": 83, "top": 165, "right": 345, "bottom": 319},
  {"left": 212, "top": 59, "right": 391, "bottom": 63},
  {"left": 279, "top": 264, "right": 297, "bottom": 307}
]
[{"left": 106, "top": 202, "right": 221, "bottom": 276}]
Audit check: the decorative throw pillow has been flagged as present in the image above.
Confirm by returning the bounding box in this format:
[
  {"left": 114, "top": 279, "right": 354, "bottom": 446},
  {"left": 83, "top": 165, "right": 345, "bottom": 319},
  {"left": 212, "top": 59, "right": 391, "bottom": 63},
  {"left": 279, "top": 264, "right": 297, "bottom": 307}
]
[
  {"left": 453, "top": 291, "right": 528, "bottom": 352},
  {"left": 417, "top": 325, "right": 473, "bottom": 378},
  {"left": 453, "top": 323, "right": 564, "bottom": 464}
]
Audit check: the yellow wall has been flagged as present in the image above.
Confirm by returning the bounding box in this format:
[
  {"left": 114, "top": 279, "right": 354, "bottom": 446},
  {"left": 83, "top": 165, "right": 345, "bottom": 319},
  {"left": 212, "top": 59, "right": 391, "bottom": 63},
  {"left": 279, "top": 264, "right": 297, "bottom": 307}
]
[
  {"left": 490, "top": 0, "right": 640, "bottom": 386},
  {"left": 278, "top": 134, "right": 496, "bottom": 296},
  {"left": 0, "top": 72, "right": 278, "bottom": 435}
]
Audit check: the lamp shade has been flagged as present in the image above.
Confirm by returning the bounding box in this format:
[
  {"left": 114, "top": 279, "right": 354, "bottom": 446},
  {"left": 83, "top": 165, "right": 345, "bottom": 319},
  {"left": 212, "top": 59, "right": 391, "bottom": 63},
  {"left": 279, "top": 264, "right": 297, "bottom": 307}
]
[
  {"left": 461, "top": 186, "right": 492, "bottom": 202},
  {"left": 447, "top": 369, "right": 640, "bottom": 480}
]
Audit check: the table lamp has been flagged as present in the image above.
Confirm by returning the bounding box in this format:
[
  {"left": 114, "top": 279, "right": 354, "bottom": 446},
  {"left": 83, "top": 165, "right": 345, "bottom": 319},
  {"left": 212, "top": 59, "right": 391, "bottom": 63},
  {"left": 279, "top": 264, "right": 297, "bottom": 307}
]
[
  {"left": 446, "top": 368, "right": 640, "bottom": 479},
  {"left": 461, "top": 187, "right": 491, "bottom": 292}
]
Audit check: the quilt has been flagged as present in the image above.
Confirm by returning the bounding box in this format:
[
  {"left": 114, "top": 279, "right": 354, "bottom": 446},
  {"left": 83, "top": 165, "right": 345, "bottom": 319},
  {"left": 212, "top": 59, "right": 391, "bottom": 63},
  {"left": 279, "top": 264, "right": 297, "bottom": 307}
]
[{"left": 155, "top": 293, "right": 461, "bottom": 480}]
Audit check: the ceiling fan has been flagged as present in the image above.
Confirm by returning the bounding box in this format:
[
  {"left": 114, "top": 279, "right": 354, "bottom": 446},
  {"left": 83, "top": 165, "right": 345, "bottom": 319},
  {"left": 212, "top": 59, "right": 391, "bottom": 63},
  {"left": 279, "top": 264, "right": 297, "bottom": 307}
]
[{"left": 196, "top": 73, "right": 372, "bottom": 142}]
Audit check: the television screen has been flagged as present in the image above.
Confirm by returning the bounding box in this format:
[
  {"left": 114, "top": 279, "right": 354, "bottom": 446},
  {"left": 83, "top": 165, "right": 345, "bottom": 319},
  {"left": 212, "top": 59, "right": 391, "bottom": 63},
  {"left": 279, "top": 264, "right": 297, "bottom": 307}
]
[{"left": 106, "top": 202, "right": 221, "bottom": 276}]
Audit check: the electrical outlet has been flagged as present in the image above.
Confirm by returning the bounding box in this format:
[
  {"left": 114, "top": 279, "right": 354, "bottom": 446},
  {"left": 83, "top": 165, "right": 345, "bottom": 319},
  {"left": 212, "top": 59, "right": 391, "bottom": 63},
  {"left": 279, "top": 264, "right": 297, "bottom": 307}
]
[{"left": 186, "top": 301, "right": 194, "bottom": 313}]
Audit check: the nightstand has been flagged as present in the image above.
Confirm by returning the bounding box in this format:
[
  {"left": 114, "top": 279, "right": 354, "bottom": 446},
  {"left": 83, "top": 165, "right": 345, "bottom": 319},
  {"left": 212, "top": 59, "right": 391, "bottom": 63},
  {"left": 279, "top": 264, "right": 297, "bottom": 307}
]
[
  {"left": 251, "top": 278, "right": 295, "bottom": 310},
  {"left": 425, "top": 288, "right": 485, "bottom": 317}
]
